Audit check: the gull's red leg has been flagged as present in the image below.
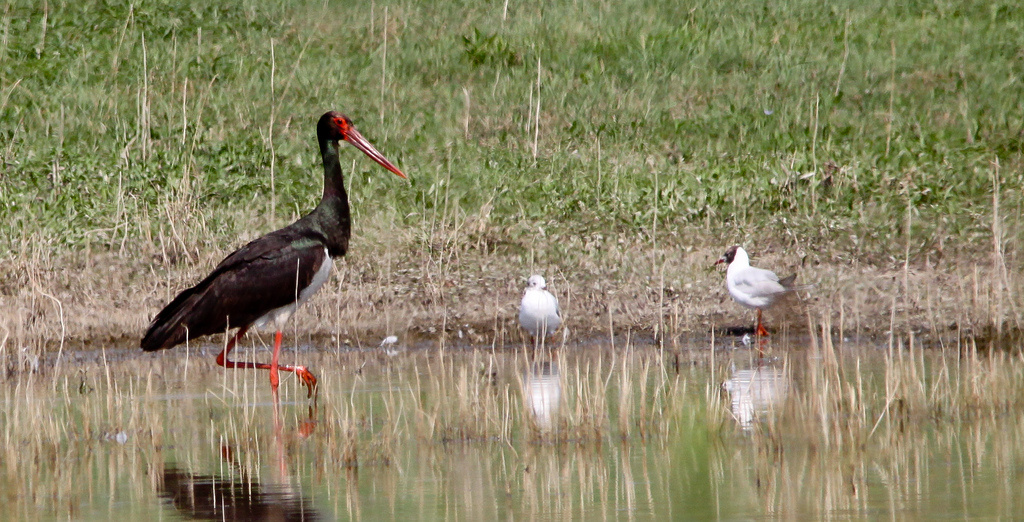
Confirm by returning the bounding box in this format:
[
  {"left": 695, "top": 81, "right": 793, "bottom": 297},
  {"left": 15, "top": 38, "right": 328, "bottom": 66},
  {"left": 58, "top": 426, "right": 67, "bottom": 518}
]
[
  {"left": 754, "top": 309, "right": 770, "bottom": 358},
  {"left": 216, "top": 326, "right": 318, "bottom": 398},
  {"left": 755, "top": 309, "right": 770, "bottom": 338},
  {"left": 757, "top": 335, "right": 768, "bottom": 359}
]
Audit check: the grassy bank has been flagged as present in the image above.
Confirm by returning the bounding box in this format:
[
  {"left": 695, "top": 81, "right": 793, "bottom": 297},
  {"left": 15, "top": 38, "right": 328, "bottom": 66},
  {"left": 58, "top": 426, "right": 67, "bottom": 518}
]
[{"left": 1, "top": 0, "right": 1022, "bottom": 351}]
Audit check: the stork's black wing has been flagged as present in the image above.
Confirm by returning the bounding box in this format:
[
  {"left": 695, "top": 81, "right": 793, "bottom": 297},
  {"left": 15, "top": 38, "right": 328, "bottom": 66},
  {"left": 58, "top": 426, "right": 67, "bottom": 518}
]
[{"left": 141, "top": 229, "right": 329, "bottom": 351}]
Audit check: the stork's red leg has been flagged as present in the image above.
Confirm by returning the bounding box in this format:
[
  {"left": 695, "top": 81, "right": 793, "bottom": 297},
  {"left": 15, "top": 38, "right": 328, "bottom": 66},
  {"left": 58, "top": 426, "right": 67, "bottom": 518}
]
[
  {"left": 216, "top": 326, "right": 252, "bottom": 369},
  {"left": 297, "top": 404, "right": 317, "bottom": 438},
  {"left": 216, "top": 326, "right": 318, "bottom": 398},
  {"left": 269, "top": 331, "right": 282, "bottom": 393}
]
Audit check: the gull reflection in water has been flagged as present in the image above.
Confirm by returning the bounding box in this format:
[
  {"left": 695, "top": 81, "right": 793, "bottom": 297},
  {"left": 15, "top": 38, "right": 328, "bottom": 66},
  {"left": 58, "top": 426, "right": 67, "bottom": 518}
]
[
  {"left": 159, "top": 466, "right": 320, "bottom": 521},
  {"left": 722, "top": 364, "right": 790, "bottom": 430},
  {"left": 524, "top": 361, "right": 561, "bottom": 430}
]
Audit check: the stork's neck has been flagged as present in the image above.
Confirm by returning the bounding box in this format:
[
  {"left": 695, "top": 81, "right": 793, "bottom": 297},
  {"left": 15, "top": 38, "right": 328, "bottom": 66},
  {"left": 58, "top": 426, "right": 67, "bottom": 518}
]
[{"left": 303, "top": 138, "right": 350, "bottom": 257}]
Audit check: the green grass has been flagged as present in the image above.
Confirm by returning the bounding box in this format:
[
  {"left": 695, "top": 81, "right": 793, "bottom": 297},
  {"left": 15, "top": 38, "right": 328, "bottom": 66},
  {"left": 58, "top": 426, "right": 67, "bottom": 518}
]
[{"left": 2, "top": 0, "right": 1022, "bottom": 267}]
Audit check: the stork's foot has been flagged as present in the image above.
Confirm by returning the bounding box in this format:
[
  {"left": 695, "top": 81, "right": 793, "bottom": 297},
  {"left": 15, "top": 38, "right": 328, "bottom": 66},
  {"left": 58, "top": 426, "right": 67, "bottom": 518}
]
[
  {"left": 293, "top": 366, "right": 318, "bottom": 398},
  {"left": 297, "top": 405, "right": 318, "bottom": 438}
]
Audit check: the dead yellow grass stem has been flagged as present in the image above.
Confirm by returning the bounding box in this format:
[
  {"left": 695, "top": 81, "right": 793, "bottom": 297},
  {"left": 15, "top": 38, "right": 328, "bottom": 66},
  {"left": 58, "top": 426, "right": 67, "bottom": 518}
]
[{"left": 4, "top": 215, "right": 1023, "bottom": 361}]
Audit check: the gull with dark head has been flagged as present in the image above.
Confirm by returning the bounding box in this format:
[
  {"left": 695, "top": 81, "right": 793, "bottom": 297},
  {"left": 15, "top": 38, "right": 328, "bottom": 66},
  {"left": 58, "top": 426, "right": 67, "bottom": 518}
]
[
  {"left": 518, "top": 275, "right": 561, "bottom": 345},
  {"left": 715, "top": 246, "right": 806, "bottom": 338}
]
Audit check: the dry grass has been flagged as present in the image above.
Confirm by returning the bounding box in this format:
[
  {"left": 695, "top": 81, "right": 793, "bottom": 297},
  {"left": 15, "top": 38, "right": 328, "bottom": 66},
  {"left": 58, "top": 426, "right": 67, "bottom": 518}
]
[
  {"left": 3, "top": 0, "right": 1024, "bottom": 517},
  {"left": 710, "top": 323, "right": 1024, "bottom": 517},
  {"left": 3, "top": 210, "right": 1022, "bottom": 373},
  {"left": 3, "top": 325, "right": 1024, "bottom": 518},
  {"left": 0, "top": 346, "right": 632, "bottom": 516}
]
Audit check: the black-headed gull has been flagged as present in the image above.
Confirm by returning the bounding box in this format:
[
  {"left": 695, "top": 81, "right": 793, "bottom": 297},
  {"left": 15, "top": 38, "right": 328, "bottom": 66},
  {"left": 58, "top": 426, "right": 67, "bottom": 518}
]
[
  {"left": 715, "top": 246, "right": 805, "bottom": 337},
  {"left": 379, "top": 335, "right": 399, "bottom": 357},
  {"left": 518, "top": 275, "right": 561, "bottom": 344}
]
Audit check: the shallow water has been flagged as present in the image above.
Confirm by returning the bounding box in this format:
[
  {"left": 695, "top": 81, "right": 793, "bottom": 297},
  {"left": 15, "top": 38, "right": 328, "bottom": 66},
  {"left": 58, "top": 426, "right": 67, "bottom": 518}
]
[{"left": 2, "top": 336, "right": 1024, "bottom": 520}]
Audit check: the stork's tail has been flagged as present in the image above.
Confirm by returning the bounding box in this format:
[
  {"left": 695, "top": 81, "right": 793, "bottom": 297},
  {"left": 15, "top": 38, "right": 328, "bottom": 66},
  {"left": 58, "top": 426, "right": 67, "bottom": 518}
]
[{"left": 140, "top": 288, "right": 204, "bottom": 351}]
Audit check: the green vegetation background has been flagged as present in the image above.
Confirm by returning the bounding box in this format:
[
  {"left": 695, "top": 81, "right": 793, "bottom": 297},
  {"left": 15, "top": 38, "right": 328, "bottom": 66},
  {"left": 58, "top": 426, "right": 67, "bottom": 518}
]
[{"left": 2, "top": 0, "right": 1021, "bottom": 266}]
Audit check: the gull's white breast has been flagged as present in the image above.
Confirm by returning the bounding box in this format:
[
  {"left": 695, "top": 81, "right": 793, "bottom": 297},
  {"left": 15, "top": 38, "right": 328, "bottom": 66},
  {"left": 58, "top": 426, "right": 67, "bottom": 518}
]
[{"left": 519, "top": 288, "right": 561, "bottom": 338}]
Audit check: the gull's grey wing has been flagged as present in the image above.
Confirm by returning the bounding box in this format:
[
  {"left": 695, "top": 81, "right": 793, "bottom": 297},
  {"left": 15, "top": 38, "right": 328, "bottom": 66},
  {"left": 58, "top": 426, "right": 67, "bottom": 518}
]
[{"left": 733, "top": 267, "right": 788, "bottom": 298}]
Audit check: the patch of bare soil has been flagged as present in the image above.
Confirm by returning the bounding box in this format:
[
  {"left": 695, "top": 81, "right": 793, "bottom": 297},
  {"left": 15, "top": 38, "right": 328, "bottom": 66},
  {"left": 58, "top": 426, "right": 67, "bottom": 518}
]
[{"left": 1, "top": 230, "right": 1019, "bottom": 365}]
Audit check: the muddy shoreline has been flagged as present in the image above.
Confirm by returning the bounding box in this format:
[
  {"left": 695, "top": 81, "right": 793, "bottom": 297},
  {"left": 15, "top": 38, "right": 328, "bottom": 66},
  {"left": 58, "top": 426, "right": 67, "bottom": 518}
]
[{"left": 3, "top": 237, "right": 1014, "bottom": 363}]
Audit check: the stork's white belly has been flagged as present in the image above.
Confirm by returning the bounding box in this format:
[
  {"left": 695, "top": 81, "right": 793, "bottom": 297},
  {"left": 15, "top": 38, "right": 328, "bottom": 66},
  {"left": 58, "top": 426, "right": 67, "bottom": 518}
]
[{"left": 255, "top": 248, "right": 333, "bottom": 329}]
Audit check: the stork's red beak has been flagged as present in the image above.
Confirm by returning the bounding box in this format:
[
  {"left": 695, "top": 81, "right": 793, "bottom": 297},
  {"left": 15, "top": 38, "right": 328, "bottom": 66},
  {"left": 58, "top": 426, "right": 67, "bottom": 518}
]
[
  {"left": 714, "top": 257, "right": 725, "bottom": 266},
  {"left": 345, "top": 128, "right": 407, "bottom": 179}
]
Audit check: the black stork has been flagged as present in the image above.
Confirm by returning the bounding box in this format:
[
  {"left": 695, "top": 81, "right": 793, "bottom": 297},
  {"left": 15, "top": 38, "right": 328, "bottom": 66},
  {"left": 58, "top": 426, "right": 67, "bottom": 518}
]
[{"left": 141, "top": 112, "right": 406, "bottom": 397}]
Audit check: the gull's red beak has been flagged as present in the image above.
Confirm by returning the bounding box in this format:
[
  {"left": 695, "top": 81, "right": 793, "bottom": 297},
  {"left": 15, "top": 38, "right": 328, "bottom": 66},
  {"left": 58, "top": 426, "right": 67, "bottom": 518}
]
[{"left": 344, "top": 127, "right": 407, "bottom": 179}]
